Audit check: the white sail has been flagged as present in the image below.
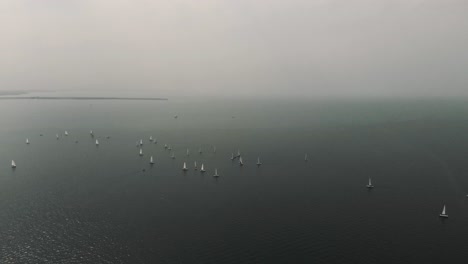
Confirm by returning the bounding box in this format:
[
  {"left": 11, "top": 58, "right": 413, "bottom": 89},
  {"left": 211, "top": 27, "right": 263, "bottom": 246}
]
[
  {"left": 26, "top": 138, "right": 29, "bottom": 144},
  {"left": 214, "top": 168, "right": 219, "bottom": 177},
  {"left": 186, "top": 149, "right": 190, "bottom": 156},
  {"left": 442, "top": 205, "right": 446, "bottom": 215},
  {"left": 90, "top": 130, "right": 93, "bottom": 135},
  {"left": 239, "top": 156, "right": 244, "bottom": 165},
  {"left": 149, "top": 136, "right": 153, "bottom": 141},
  {"left": 65, "top": 131, "right": 68, "bottom": 136},
  {"left": 237, "top": 150, "right": 241, "bottom": 156},
  {"left": 231, "top": 153, "right": 234, "bottom": 160},
  {"left": 183, "top": 162, "right": 187, "bottom": 170},
  {"left": 368, "top": 178, "right": 372, "bottom": 186},
  {"left": 201, "top": 164, "right": 205, "bottom": 172},
  {"left": 140, "top": 139, "right": 143, "bottom": 146},
  {"left": 150, "top": 156, "right": 154, "bottom": 164},
  {"left": 139, "top": 149, "right": 143, "bottom": 156},
  {"left": 11, "top": 160, "right": 16, "bottom": 168},
  {"left": 194, "top": 161, "right": 197, "bottom": 169},
  {"left": 95, "top": 139, "right": 99, "bottom": 145},
  {"left": 56, "top": 134, "right": 59, "bottom": 139},
  {"left": 257, "top": 157, "right": 261, "bottom": 165}
]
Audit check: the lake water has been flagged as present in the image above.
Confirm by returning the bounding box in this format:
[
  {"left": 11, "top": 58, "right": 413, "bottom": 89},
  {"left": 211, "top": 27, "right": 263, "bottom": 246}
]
[{"left": 1, "top": 96, "right": 468, "bottom": 263}]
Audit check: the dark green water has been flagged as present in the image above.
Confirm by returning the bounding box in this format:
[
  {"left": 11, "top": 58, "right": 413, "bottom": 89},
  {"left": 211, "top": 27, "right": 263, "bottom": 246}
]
[{"left": 1, "top": 97, "right": 468, "bottom": 263}]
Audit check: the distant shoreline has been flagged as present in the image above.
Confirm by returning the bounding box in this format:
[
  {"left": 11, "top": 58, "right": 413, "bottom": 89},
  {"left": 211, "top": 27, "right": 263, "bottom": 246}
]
[{"left": 0, "top": 96, "right": 168, "bottom": 101}]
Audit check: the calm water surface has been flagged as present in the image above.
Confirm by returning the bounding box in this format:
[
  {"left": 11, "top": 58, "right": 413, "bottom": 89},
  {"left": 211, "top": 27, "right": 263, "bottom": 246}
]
[{"left": 1, "top": 96, "right": 468, "bottom": 263}]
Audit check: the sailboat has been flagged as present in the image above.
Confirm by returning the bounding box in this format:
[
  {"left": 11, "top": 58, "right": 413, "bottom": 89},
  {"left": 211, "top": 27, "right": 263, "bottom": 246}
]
[
  {"left": 56, "top": 134, "right": 59, "bottom": 139},
  {"left": 26, "top": 138, "right": 29, "bottom": 144},
  {"left": 182, "top": 162, "right": 188, "bottom": 171},
  {"left": 149, "top": 136, "right": 153, "bottom": 141},
  {"left": 11, "top": 160, "right": 16, "bottom": 168},
  {"left": 366, "top": 178, "right": 374, "bottom": 188},
  {"left": 186, "top": 149, "right": 190, "bottom": 156},
  {"left": 213, "top": 168, "right": 219, "bottom": 177},
  {"left": 139, "top": 149, "right": 143, "bottom": 156},
  {"left": 231, "top": 153, "right": 234, "bottom": 160},
  {"left": 164, "top": 144, "right": 168, "bottom": 149},
  {"left": 200, "top": 164, "right": 206, "bottom": 172},
  {"left": 239, "top": 156, "right": 244, "bottom": 166},
  {"left": 95, "top": 139, "right": 99, "bottom": 146},
  {"left": 139, "top": 139, "right": 143, "bottom": 146},
  {"left": 194, "top": 161, "right": 198, "bottom": 170},
  {"left": 304, "top": 154, "right": 308, "bottom": 161},
  {"left": 64, "top": 131, "right": 68, "bottom": 136},
  {"left": 150, "top": 156, "right": 154, "bottom": 164},
  {"left": 237, "top": 150, "right": 241, "bottom": 157},
  {"left": 90, "top": 130, "right": 94, "bottom": 136},
  {"left": 439, "top": 205, "right": 448, "bottom": 218},
  {"left": 257, "top": 157, "right": 262, "bottom": 166}
]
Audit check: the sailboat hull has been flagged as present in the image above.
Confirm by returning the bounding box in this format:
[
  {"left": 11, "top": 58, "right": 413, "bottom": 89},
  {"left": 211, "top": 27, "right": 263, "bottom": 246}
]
[
  {"left": 366, "top": 185, "right": 374, "bottom": 188},
  {"left": 439, "top": 214, "right": 448, "bottom": 218}
]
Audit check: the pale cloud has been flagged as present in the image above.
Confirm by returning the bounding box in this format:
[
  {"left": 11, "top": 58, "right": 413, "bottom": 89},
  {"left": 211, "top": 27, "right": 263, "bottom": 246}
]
[{"left": 1, "top": 0, "right": 467, "bottom": 97}]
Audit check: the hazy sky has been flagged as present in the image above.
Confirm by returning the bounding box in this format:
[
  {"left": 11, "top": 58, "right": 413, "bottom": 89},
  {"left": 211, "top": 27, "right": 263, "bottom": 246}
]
[{"left": 1, "top": 0, "right": 467, "bottom": 97}]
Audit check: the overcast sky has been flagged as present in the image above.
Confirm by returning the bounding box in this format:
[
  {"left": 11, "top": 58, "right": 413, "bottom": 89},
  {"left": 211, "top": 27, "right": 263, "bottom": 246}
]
[{"left": 1, "top": 0, "right": 467, "bottom": 97}]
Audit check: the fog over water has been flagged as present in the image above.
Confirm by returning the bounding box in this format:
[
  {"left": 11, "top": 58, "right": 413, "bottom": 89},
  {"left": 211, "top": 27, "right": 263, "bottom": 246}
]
[{"left": 2, "top": 0, "right": 468, "bottom": 98}]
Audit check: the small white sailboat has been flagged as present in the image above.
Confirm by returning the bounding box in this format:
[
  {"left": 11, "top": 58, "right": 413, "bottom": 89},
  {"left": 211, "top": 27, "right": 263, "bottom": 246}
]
[
  {"left": 439, "top": 205, "right": 448, "bottom": 218},
  {"left": 257, "top": 157, "right": 262, "bottom": 166},
  {"left": 231, "top": 153, "right": 234, "bottom": 160},
  {"left": 64, "top": 131, "right": 68, "bottom": 136},
  {"left": 237, "top": 150, "right": 241, "bottom": 157},
  {"left": 95, "top": 139, "right": 99, "bottom": 146},
  {"left": 90, "top": 130, "right": 94, "bottom": 136},
  {"left": 194, "top": 161, "right": 197, "bottom": 170},
  {"left": 239, "top": 156, "right": 244, "bottom": 166},
  {"left": 56, "top": 134, "right": 59, "bottom": 139},
  {"left": 139, "top": 149, "right": 143, "bottom": 156},
  {"left": 26, "top": 138, "right": 29, "bottom": 144},
  {"left": 182, "top": 162, "right": 188, "bottom": 171},
  {"left": 366, "top": 178, "right": 374, "bottom": 188},
  {"left": 171, "top": 152, "right": 175, "bottom": 159},
  {"left": 213, "top": 168, "right": 219, "bottom": 177},
  {"left": 139, "top": 139, "right": 143, "bottom": 146},
  {"left": 149, "top": 136, "right": 153, "bottom": 141},
  {"left": 186, "top": 149, "right": 190, "bottom": 156},
  {"left": 200, "top": 164, "right": 206, "bottom": 172},
  {"left": 150, "top": 156, "right": 154, "bottom": 164},
  {"left": 304, "top": 154, "right": 308, "bottom": 161},
  {"left": 11, "top": 160, "right": 16, "bottom": 168}
]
